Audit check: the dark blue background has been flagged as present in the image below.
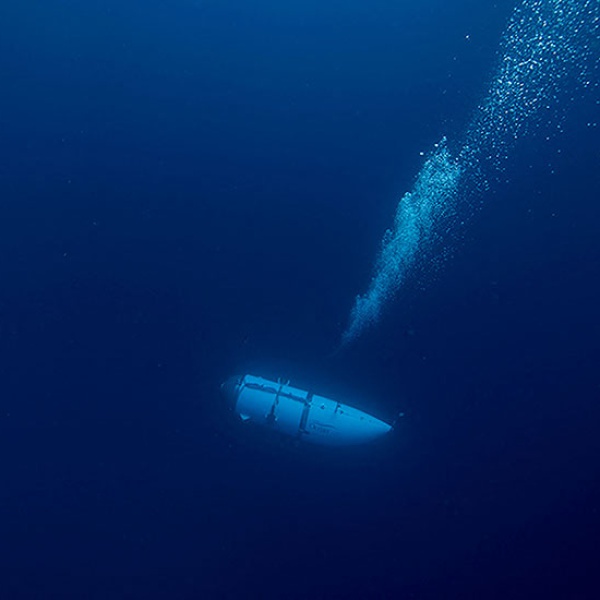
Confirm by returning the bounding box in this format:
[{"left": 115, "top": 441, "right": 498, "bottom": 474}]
[{"left": 1, "top": 1, "right": 599, "bottom": 598}]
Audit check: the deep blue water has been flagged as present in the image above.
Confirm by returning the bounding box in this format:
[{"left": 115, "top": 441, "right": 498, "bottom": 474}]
[{"left": 1, "top": 1, "right": 599, "bottom": 598}]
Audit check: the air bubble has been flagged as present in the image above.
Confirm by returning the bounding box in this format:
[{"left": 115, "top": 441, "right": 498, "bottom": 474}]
[{"left": 341, "top": 0, "right": 599, "bottom": 345}]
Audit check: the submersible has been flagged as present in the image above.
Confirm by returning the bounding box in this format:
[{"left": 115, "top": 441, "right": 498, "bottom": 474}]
[{"left": 221, "top": 374, "right": 392, "bottom": 446}]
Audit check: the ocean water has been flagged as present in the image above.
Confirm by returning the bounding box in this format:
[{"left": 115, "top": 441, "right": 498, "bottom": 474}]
[{"left": 1, "top": 1, "right": 599, "bottom": 599}]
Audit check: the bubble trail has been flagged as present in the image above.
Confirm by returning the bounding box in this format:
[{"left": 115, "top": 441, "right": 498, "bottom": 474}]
[{"left": 341, "top": 0, "right": 599, "bottom": 346}]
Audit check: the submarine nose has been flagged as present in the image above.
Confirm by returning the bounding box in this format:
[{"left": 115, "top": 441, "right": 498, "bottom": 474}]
[{"left": 220, "top": 375, "right": 243, "bottom": 407}]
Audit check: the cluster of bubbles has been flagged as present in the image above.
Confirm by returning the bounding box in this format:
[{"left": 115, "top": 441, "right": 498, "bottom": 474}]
[
  {"left": 341, "top": 141, "right": 461, "bottom": 345},
  {"left": 341, "top": 0, "right": 599, "bottom": 346},
  {"left": 467, "top": 0, "right": 599, "bottom": 168}
]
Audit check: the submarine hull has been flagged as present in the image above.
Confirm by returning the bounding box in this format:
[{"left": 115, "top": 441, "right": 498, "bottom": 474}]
[{"left": 221, "top": 374, "right": 392, "bottom": 446}]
